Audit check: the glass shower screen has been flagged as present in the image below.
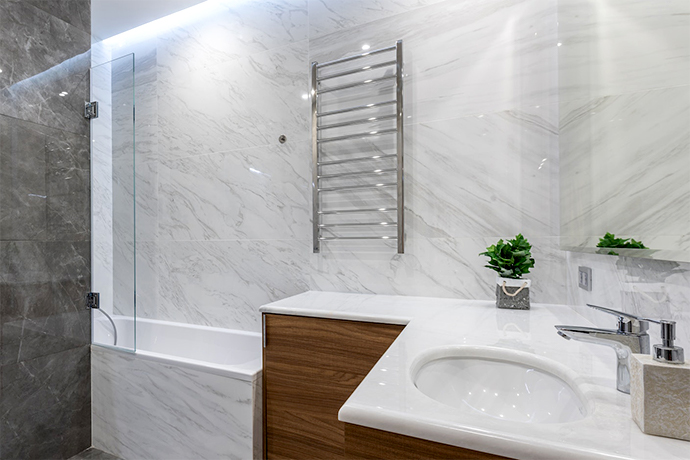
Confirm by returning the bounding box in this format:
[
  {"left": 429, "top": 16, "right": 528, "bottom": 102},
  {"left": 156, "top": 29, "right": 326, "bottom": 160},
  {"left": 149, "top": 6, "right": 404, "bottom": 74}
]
[{"left": 90, "top": 53, "right": 136, "bottom": 352}]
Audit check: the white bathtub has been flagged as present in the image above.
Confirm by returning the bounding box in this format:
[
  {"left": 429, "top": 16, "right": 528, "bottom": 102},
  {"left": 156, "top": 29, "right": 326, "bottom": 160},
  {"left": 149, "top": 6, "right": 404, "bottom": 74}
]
[
  {"left": 94, "top": 315, "right": 262, "bottom": 381},
  {"left": 92, "top": 315, "right": 263, "bottom": 460}
]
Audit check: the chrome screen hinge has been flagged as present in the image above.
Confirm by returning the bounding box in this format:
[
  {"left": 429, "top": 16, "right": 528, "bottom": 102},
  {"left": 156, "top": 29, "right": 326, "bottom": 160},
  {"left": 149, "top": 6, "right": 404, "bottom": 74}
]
[
  {"left": 84, "top": 101, "right": 99, "bottom": 119},
  {"left": 85, "top": 292, "right": 100, "bottom": 309}
]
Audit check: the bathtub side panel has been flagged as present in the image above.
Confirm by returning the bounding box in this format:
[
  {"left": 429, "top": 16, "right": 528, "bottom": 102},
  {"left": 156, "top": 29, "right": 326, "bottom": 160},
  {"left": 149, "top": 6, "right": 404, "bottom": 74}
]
[{"left": 92, "top": 345, "right": 256, "bottom": 460}]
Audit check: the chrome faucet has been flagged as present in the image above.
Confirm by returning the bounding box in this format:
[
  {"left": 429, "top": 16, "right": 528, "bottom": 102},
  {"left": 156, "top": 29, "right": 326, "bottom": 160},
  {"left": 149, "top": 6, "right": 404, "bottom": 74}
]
[{"left": 555, "top": 304, "right": 651, "bottom": 394}]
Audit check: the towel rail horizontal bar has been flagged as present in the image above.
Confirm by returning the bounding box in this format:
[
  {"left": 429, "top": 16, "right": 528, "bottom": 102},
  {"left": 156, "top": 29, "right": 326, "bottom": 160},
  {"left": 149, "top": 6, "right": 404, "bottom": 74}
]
[
  {"left": 318, "top": 128, "right": 397, "bottom": 144},
  {"left": 316, "top": 45, "right": 396, "bottom": 69},
  {"left": 317, "top": 100, "right": 396, "bottom": 118},
  {"left": 319, "top": 236, "right": 398, "bottom": 240},
  {"left": 318, "top": 207, "right": 397, "bottom": 215},
  {"left": 318, "top": 114, "right": 396, "bottom": 131},
  {"left": 319, "top": 222, "right": 397, "bottom": 228},
  {"left": 317, "top": 154, "right": 396, "bottom": 166},
  {"left": 318, "top": 168, "right": 396, "bottom": 180},
  {"left": 318, "top": 182, "right": 397, "bottom": 193},
  {"left": 317, "top": 60, "right": 397, "bottom": 82},
  {"left": 318, "top": 75, "right": 395, "bottom": 94}
]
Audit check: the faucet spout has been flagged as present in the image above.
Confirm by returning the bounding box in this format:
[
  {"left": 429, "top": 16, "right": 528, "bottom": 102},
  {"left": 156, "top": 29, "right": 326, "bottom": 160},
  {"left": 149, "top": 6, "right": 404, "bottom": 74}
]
[{"left": 554, "top": 324, "right": 650, "bottom": 394}]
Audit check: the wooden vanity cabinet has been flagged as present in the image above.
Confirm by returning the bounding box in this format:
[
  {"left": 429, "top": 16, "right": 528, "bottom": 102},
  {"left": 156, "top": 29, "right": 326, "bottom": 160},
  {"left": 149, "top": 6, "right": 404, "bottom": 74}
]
[{"left": 262, "top": 313, "right": 510, "bottom": 460}]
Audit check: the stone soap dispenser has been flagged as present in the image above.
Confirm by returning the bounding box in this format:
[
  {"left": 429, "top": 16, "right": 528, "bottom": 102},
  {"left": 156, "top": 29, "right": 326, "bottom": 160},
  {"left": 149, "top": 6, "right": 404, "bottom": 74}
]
[{"left": 631, "top": 320, "right": 690, "bottom": 441}]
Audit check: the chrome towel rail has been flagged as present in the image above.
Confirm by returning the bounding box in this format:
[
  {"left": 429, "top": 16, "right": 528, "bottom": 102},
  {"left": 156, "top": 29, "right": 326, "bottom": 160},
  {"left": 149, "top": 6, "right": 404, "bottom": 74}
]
[
  {"left": 312, "top": 40, "right": 404, "bottom": 253},
  {"left": 316, "top": 45, "right": 396, "bottom": 69},
  {"left": 317, "top": 60, "right": 397, "bottom": 82},
  {"left": 317, "top": 100, "right": 396, "bottom": 118}
]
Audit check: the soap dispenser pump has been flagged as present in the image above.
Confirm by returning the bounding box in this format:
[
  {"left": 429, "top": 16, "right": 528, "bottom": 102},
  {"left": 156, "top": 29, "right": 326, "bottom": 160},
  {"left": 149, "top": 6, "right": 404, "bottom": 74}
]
[{"left": 652, "top": 320, "right": 684, "bottom": 364}]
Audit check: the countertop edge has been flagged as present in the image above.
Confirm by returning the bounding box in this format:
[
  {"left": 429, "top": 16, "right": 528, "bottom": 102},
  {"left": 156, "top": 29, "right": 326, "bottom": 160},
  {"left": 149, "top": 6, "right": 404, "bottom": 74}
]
[{"left": 337, "top": 405, "right": 632, "bottom": 460}]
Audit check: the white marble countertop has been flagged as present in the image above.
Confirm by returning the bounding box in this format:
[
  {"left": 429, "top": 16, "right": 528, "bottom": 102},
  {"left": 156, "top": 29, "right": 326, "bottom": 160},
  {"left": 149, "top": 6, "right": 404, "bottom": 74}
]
[{"left": 260, "top": 291, "right": 690, "bottom": 460}]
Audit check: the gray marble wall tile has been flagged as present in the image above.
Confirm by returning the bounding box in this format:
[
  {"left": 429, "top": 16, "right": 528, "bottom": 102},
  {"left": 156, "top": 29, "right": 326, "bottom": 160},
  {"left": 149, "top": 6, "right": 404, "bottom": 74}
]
[
  {"left": 92, "top": 346, "right": 259, "bottom": 460},
  {"left": 0, "top": 345, "right": 91, "bottom": 460},
  {"left": 23, "top": 0, "right": 91, "bottom": 35},
  {"left": 0, "top": 115, "right": 49, "bottom": 241},
  {"left": 46, "top": 129, "right": 92, "bottom": 242},
  {"left": 0, "top": 50, "right": 91, "bottom": 136},
  {"left": 1, "top": 1, "right": 92, "bottom": 456},
  {"left": 0, "top": 1, "right": 90, "bottom": 92},
  {"left": 1, "top": 241, "right": 90, "bottom": 366},
  {"left": 0, "top": 115, "right": 91, "bottom": 243}
]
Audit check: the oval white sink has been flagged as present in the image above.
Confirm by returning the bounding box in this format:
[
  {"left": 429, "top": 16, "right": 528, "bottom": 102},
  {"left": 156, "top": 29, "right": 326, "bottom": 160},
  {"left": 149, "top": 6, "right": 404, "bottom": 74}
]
[{"left": 413, "top": 347, "right": 588, "bottom": 424}]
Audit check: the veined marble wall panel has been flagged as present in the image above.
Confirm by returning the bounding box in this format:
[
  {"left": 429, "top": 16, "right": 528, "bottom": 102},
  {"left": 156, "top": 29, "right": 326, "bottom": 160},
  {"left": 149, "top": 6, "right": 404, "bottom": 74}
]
[
  {"left": 154, "top": 239, "right": 311, "bottom": 330},
  {"left": 307, "top": 0, "right": 446, "bottom": 39},
  {"left": 157, "top": 40, "right": 310, "bottom": 160},
  {"left": 155, "top": 0, "right": 308, "bottom": 77},
  {"left": 405, "top": 105, "right": 559, "bottom": 240},
  {"left": 310, "top": 0, "right": 559, "bottom": 123},
  {"left": 1, "top": 1, "right": 91, "bottom": 457},
  {"left": 92, "top": 0, "right": 565, "bottom": 334},
  {"left": 560, "top": 86, "right": 690, "bottom": 246},
  {"left": 558, "top": 0, "right": 690, "bottom": 105},
  {"left": 92, "top": 346, "right": 260, "bottom": 460},
  {"left": 559, "top": 0, "right": 690, "bottom": 254},
  {"left": 158, "top": 141, "right": 311, "bottom": 242},
  {"left": 565, "top": 251, "right": 690, "bottom": 353}
]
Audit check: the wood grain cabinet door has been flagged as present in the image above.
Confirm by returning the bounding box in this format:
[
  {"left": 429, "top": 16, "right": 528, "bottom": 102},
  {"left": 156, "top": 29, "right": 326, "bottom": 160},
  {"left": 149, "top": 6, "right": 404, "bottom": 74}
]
[{"left": 262, "top": 314, "right": 404, "bottom": 460}]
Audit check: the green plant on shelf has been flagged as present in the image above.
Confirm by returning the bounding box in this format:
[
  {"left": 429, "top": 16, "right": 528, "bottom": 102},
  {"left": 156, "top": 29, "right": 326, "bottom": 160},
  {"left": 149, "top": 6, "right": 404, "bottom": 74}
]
[
  {"left": 596, "top": 232, "right": 647, "bottom": 256},
  {"left": 479, "top": 234, "right": 535, "bottom": 280}
]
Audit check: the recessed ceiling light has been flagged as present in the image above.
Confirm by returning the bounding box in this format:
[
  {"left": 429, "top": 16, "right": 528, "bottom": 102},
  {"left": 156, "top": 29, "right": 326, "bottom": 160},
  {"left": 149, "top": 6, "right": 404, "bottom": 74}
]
[{"left": 361, "top": 44, "right": 371, "bottom": 50}]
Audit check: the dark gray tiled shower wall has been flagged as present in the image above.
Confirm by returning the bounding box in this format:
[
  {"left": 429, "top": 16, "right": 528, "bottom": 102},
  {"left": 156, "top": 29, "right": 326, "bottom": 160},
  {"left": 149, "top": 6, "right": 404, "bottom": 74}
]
[{"left": 0, "top": 0, "right": 92, "bottom": 458}]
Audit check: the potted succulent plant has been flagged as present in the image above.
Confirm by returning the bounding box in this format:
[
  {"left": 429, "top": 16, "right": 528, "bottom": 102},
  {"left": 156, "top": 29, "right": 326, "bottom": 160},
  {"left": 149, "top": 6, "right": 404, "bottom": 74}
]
[
  {"left": 479, "top": 234, "right": 535, "bottom": 310},
  {"left": 596, "top": 232, "right": 647, "bottom": 256}
]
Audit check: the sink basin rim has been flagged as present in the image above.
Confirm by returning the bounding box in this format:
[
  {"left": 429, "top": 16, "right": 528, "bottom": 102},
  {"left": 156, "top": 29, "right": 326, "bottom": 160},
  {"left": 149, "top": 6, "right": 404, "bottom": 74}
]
[{"left": 410, "top": 345, "right": 593, "bottom": 420}]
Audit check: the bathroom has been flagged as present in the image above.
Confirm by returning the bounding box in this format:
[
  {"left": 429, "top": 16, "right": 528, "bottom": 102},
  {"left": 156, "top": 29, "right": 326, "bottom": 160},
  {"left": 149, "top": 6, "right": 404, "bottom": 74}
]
[{"left": 0, "top": 0, "right": 688, "bottom": 458}]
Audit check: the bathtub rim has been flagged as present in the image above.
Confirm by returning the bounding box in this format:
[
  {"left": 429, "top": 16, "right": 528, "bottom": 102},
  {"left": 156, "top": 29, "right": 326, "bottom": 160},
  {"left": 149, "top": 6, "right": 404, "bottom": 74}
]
[{"left": 93, "top": 317, "right": 262, "bottom": 382}]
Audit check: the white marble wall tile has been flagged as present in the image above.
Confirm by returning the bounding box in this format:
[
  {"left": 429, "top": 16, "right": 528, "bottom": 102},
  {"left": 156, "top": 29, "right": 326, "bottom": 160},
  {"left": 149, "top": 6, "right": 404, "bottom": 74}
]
[
  {"left": 565, "top": 251, "right": 690, "bottom": 348},
  {"left": 558, "top": 0, "right": 690, "bottom": 104},
  {"left": 90, "top": 0, "right": 568, "bottom": 339},
  {"left": 135, "top": 240, "right": 160, "bottom": 321},
  {"left": 157, "top": 140, "right": 310, "bottom": 241},
  {"left": 156, "top": 0, "right": 308, "bottom": 76},
  {"left": 92, "top": 346, "right": 259, "bottom": 460},
  {"left": 155, "top": 239, "right": 311, "bottom": 331},
  {"left": 158, "top": 40, "right": 310, "bottom": 159},
  {"left": 405, "top": 104, "right": 559, "bottom": 239},
  {"left": 307, "top": 0, "right": 445, "bottom": 39},
  {"left": 309, "top": 0, "right": 558, "bottom": 122},
  {"left": 560, "top": 86, "right": 690, "bottom": 247},
  {"left": 308, "top": 236, "right": 566, "bottom": 305}
]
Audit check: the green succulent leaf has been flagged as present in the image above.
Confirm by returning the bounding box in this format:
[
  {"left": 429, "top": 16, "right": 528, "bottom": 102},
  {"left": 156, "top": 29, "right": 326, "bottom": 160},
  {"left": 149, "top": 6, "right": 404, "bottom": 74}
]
[
  {"left": 479, "top": 234, "right": 535, "bottom": 280},
  {"left": 596, "top": 232, "right": 647, "bottom": 250}
]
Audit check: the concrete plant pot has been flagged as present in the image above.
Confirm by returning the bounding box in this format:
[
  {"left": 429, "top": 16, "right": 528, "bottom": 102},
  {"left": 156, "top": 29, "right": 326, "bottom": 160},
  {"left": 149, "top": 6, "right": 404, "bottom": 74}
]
[{"left": 496, "top": 277, "right": 531, "bottom": 310}]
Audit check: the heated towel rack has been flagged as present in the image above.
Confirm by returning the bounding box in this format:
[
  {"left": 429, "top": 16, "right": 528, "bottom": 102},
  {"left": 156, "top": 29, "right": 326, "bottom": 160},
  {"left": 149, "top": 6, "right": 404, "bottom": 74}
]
[{"left": 311, "top": 40, "right": 404, "bottom": 254}]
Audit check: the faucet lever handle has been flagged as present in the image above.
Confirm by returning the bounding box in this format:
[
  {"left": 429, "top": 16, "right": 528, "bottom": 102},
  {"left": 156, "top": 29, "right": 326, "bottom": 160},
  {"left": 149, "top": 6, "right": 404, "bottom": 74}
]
[{"left": 586, "top": 304, "right": 652, "bottom": 333}]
